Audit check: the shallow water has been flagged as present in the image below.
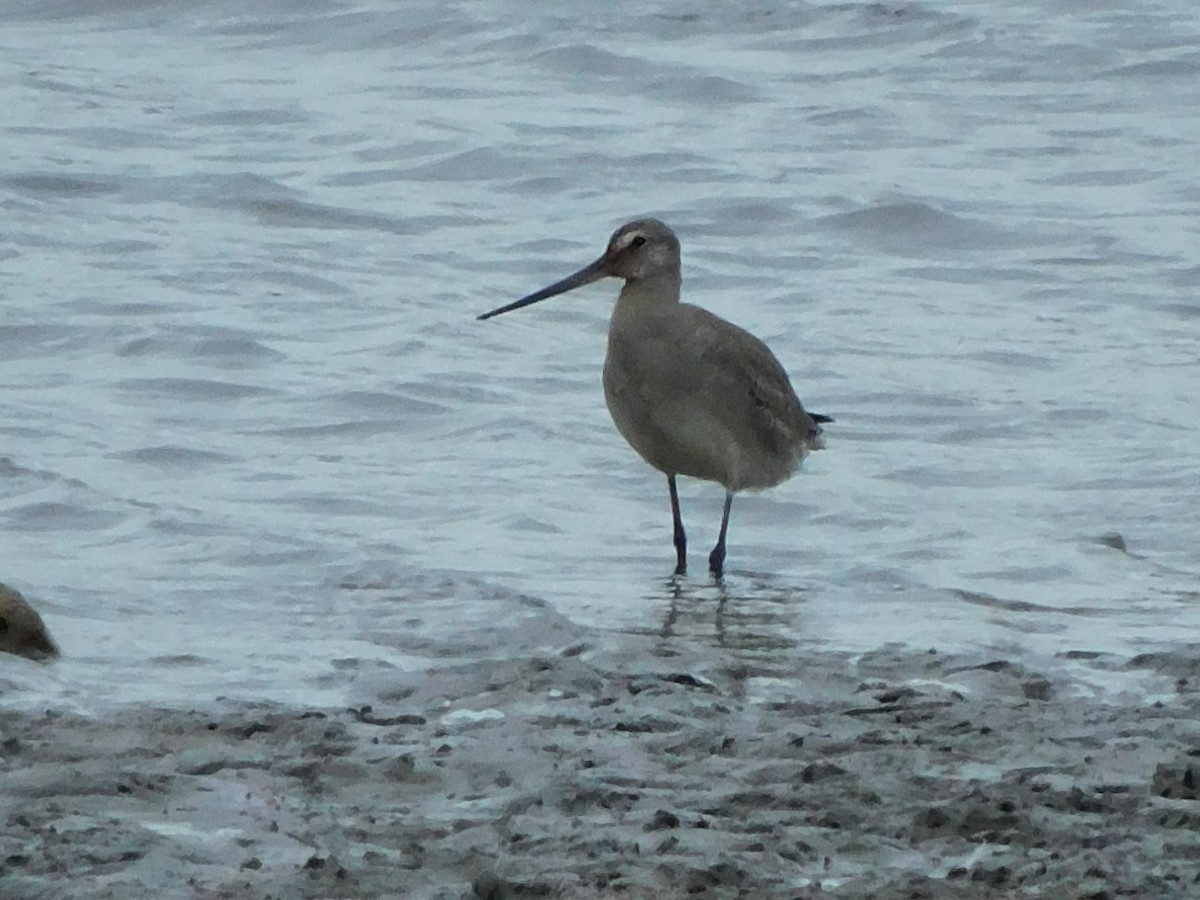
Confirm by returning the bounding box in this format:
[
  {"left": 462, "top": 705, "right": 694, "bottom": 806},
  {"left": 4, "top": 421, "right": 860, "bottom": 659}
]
[{"left": 2, "top": 0, "right": 1198, "bottom": 711}]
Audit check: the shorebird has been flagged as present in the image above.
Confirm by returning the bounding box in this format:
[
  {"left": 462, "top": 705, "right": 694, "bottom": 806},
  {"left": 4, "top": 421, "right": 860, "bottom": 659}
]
[{"left": 478, "top": 218, "right": 830, "bottom": 578}]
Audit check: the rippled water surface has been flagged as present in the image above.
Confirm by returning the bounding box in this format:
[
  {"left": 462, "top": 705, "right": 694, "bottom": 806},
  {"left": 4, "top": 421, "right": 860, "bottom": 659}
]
[{"left": 2, "top": 0, "right": 1198, "bottom": 709}]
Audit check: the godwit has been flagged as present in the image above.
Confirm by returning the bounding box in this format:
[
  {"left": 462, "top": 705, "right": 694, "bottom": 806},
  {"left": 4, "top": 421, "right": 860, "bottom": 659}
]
[{"left": 479, "top": 218, "right": 830, "bottom": 578}]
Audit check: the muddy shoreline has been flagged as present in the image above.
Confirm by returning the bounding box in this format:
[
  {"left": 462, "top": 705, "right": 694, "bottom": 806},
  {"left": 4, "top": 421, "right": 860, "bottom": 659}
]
[{"left": 3, "top": 620, "right": 1200, "bottom": 898}]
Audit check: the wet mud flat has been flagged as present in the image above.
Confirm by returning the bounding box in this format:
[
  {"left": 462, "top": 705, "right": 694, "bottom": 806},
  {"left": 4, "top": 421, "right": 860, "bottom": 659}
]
[{"left": 3, "top": 608, "right": 1200, "bottom": 899}]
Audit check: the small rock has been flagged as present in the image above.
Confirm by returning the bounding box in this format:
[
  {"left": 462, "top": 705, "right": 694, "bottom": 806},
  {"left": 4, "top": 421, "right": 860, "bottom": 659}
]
[
  {"left": 913, "top": 806, "right": 951, "bottom": 831},
  {"left": 0, "top": 583, "right": 59, "bottom": 661},
  {"left": 970, "top": 864, "right": 1011, "bottom": 886},
  {"left": 645, "top": 809, "right": 680, "bottom": 831},
  {"left": 1022, "top": 677, "right": 1054, "bottom": 701},
  {"left": 1152, "top": 761, "right": 1199, "bottom": 800},
  {"left": 801, "top": 761, "right": 847, "bottom": 784},
  {"left": 472, "top": 871, "right": 506, "bottom": 899}
]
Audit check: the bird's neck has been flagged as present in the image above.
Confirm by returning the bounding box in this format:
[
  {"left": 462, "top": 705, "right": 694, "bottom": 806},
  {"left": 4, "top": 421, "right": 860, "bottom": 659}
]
[{"left": 616, "top": 273, "right": 682, "bottom": 309}]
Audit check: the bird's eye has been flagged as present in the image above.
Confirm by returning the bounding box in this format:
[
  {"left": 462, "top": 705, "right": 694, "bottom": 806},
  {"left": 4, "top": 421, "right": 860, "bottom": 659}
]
[{"left": 631, "top": 235, "right": 647, "bottom": 248}]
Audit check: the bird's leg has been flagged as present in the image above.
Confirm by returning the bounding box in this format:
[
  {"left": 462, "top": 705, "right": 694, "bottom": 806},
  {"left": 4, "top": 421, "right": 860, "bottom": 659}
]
[
  {"left": 708, "top": 491, "right": 734, "bottom": 578},
  {"left": 668, "top": 475, "right": 687, "bottom": 576}
]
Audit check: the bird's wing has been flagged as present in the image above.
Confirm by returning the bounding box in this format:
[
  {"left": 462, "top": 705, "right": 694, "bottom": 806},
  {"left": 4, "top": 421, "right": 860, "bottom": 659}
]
[{"left": 680, "top": 306, "right": 821, "bottom": 453}]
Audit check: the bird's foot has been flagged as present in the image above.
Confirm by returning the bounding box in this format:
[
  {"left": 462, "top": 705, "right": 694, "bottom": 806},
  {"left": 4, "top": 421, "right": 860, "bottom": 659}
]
[{"left": 708, "top": 545, "right": 726, "bottom": 579}]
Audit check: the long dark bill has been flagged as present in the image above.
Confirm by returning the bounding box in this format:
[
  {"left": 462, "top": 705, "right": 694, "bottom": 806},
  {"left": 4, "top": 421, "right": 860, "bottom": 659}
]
[{"left": 477, "top": 255, "right": 610, "bottom": 320}]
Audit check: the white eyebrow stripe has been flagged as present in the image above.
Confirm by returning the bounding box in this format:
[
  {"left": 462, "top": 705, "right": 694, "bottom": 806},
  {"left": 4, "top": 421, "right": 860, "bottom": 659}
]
[{"left": 612, "top": 230, "right": 642, "bottom": 251}]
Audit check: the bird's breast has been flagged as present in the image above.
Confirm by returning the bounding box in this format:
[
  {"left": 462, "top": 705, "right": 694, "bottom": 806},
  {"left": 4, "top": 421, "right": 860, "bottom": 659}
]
[{"left": 601, "top": 303, "right": 813, "bottom": 492}]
